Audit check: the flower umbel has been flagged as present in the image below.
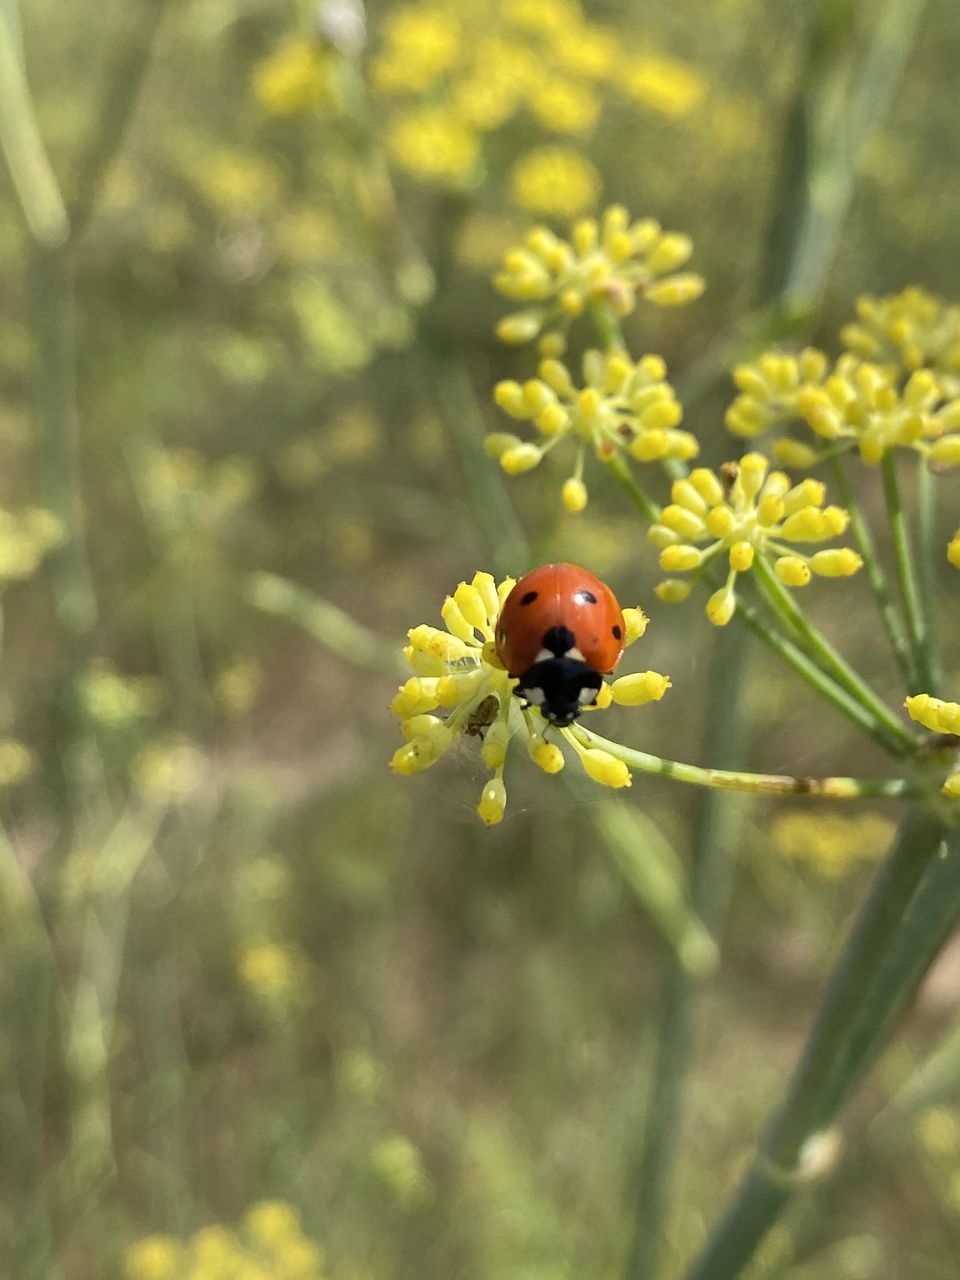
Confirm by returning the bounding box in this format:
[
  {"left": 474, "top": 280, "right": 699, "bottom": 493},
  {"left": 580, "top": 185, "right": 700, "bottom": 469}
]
[
  {"left": 489, "top": 347, "right": 695, "bottom": 510},
  {"left": 649, "top": 453, "right": 863, "bottom": 625},
  {"left": 494, "top": 205, "right": 705, "bottom": 354},
  {"left": 389, "top": 571, "right": 669, "bottom": 822},
  {"left": 841, "top": 286, "right": 960, "bottom": 392}
]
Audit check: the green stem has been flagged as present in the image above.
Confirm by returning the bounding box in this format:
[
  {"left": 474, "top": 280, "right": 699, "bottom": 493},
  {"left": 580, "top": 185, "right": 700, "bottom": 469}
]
[
  {"left": 828, "top": 453, "right": 915, "bottom": 686},
  {"left": 752, "top": 553, "right": 916, "bottom": 754},
  {"left": 880, "top": 451, "right": 934, "bottom": 693},
  {"left": 0, "top": 6, "right": 68, "bottom": 246},
  {"left": 604, "top": 454, "right": 661, "bottom": 524},
  {"left": 915, "top": 461, "right": 943, "bottom": 690},
  {"left": 683, "top": 805, "right": 948, "bottom": 1280},
  {"left": 573, "top": 724, "right": 914, "bottom": 800}
]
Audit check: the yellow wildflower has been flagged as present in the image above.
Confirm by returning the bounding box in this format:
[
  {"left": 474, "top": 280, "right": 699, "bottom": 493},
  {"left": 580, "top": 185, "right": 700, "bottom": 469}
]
[
  {"left": 490, "top": 347, "right": 695, "bottom": 507},
  {"left": 527, "top": 77, "right": 601, "bottom": 136},
  {"left": 0, "top": 739, "right": 36, "bottom": 787},
  {"left": 510, "top": 145, "right": 601, "bottom": 217},
  {"left": 386, "top": 107, "right": 479, "bottom": 185},
  {"left": 237, "top": 941, "right": 308, "bottom": 1003},
  {"left": 389, "top": 571, "right": 666, "bottom": 823},
  {"left": 550, "top": 23, "right": 617, "bottom": 78},
  {"left": 125, "top": 1235, "right": 184, "bottom": 1280},
  {"left": 915, "top": 1107, "right": 960, "bottom": 1158},
  {"left": 371, "top": 1135, "right": 433, "bottom": 1206},
  {"left": 242, "top": 1200, "right": 302, "bottom": 1249},
  {"left": 493, "top": 205, "right": 704, "bottom": 349},
  {"left": 771, "top": 810, "right": 893, "bottom": 880},
  {"left": 197, "top": 150, "right": 281, "bottom": 217},
  {"left": 506, "top": 0, "right": 584, "bottom": 37},
  {"left": 253, "top": 38, "right": 332, "bottom": 115},
  {"left": 0, "top": 505, "right": 62, "bottom": 582},
  {"left": 649, "top": 454, "right": 862, "bottom": 625},
  {"left": 620, "top": 53, "right": 707, "bottom": 117},
  {"left": 369, "top": 6, "right": 462, "bottom": 94}
]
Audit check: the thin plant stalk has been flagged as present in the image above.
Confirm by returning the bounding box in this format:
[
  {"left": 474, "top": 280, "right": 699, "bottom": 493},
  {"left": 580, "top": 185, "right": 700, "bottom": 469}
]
[
  {"left": 752, "top": 553, "right": 916, "bottom": 754},
  {"left": 915, "top": 461, "right": 943, "bottom": 690},
  {"left": 683, "top": 807, "right": 949, "bottom": 1280},
  {"left": 573, "top": 724, "right": 915, "bottom": 800},
  {"left": 828, "top": 452, "right": 915, "bottom": 686},
  {"left": 881, "top": 451, "right": 934, "bottom": 691}
]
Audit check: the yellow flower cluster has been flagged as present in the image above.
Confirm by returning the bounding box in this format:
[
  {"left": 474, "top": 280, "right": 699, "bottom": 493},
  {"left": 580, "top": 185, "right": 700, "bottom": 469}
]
[
  {"left": 649, "top": 454, "right": 862, "bottom": 625},
  {"left": 494, "top": 206, "right": 705, "bottom": 354},
  {"left": 125, "top": 1201, "right": 326, "bottom": 1280},
  {"left": 369, "top": 1, "right": 706, "bottom": 201},
  {"left": 254, "top": 39, "right": 333, "bottom": 116},
  {"left": 904, "top": 694, "right": 960, "bottom": 796},
  {"left": 727, "top": 350, "right": 960, "bottom": 467},
  {"left": 385, "top": 106, "right": 480, "bottom": 185},
  {"left": 389, "top": 572, "right": 668, "bottom": 822},
  {"left": 489, "top": 347, "right": 695, "bottom": 511},
  {"left": 841, "top": 287, "right": 960, "bottom": 392}
]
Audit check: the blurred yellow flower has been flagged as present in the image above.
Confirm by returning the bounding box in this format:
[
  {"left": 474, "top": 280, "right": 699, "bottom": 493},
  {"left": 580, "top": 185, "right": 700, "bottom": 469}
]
[
  {"left": 527, "top": 76, "right": 601, "bottom": 136},
  {"left": 949, "top": 529, "right": 960, "bottom": 569},
  {"left": 80, "top": 662, "right": 162, "bottom": 726},
  {"left": 237, "top": 942, "right": 308, "bottom": 1003},
  {"left": 549, "top": 23, "right": 617, "bottom": 78},
  {"left": 620, "top": 53, "right": 707, "bottom": 117},
  {"left": 507, "top": 0, "right": 583, "bottom": 37},
  {"left": 370, "top": 1134, "right": 433, "bottom": 1206},
  {"left": 198, "top": 151, "right": 282, "bottom": 218},
  {"left": 510, "top": 145, "right": 600, "bottom": 217},
  {"left": 370, "top": 6, "right": 462, "bottom": 93},
  {"left": 125, "top": 1235, "right": 184, "bottom": 1280},
  {"left": 0, "top": 505, "right": 62, "bottom": 582},
  {"left": 243, "top": 1200, "right": 303, "bottom": 1249},
  {"left": 771, "top": 811, "right": 893, "bottom": 879},
  {"left": 0, "top": 739, "right": 37, "bottom": 787},
  {"left": 254, "top": 38, "right": 332, "bottom": 116},
  {"left": 214, "top": 659, "right": 262, "bottom": 716},
  {"left": 915, "top": 1107, "right": 960, "bottom": 1158},
  {"left": 132, "top": 737, "right": 205, "bottom": 800},
  {"left": 386, "top": 107, "right": 479, "bottom": 185}
]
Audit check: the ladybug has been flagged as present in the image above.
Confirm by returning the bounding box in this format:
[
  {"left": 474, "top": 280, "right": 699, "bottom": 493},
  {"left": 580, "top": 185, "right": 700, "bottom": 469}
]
[{"left": 496, "top": 563, "right": 625, "bottom": 727}]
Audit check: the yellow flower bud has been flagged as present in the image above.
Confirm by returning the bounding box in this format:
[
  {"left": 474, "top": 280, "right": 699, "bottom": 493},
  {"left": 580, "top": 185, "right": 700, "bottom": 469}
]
[
  {"left": 671, "top": 478, "right": 708, "bottom": 514},
  {"left": 928, "top": 436, "right": 960, "bottom": 465},
  {"left": 500, "top": 444, "right": 543, "bottom": 474},
  {"left": 493, "top": 381, "right": 528, "bottom": 417},
  {"left": 706, "top": 505, "right": 734, "bottom": 538},
  {"left": 645, "top": 273, "right": 705, "bottom": 306},
  {"left": 706, "top": 585, "right": 736, "bottom": 626},
  {"left": 647, "top": 233, "right": 693, "bottom": 274},
  {"left": 948, "top": 530, "right": 960, "bottom": 569},
  {"left": 453, "top": 583, "right": 489, "bottom": 631},
  {"left": 667, "top": 430, "right": 700, "bottom": 461},
  {"left": 471, "top": 573, "right": 499, "bottom": 623},
  {"left": 737, "top": 452, "right": 768, "bottom": 500},
  {"left": 630, "top": 429, "right": 669, "bottom": 461},
  {"left": 611, "top": 671, "right": 672, "bottom": 705},
  {"left": 535, "top": 404, "right": 570, "bottom": 435},
  {"left": 481, "top": 721, "right": 509, "bottom": 769},
  {"left": 647, "top": 523, "right": 680, "bottom": 549},
  {"left": 823, "top": 505, "right": 849, "bottom": 535},
  {"left": 484, "top": 432, "right": 523, "bottom": 459},
  {"left": 401, "top": 713, "right": 445, "bottom": 740},
  {"left": 562, "top": 477, "right": 588, "bottom": 512},
  {"left": 538, "top": 331, "right": 566, "bottom": 358},
  {"left": 441, "top": 596, "right": 476, "bottom": 643},
  {"left": 578, "top": 387, "right": 603, "bottom": 417},
  {"left": 774, "top": 438, "right": 819, "bottom": 469},
  {"left": 572, "top": 217, "right": 598, "bottom": 255},
  {"left": 689, "top": 468, "right": 724, "bottom": 506},
  {"left": 660, "top": 544, "right": 703, "bottom": 572},
  {"left": 729, "top": 541, "right": 755, "bottom": 572},
  {"left": 810, "top": 549, "right": 863, "bottom": 577},
  {"left": 436, "top": 669, "right": 484, "bottom": 706},
  {"left": 591, "top": 681, "right": 614, "bottom": 709},
  {"left": 559, "top": 287, "right": 584, "bottom": 316},
  {"left": 523, "top": 379, "right": 556, "bottom": 414},
  {"left": 579, "top": 747, "right": 632, "bottom": 788},
  {"left": 496, "top": 311, "right": 543, "bottom": 344},
  {"left": 783, "top": 478, "right": 826, "bottom": 516},
  {"left": 903, "top": 694, "right": 960, "bottom": 734},
  {"left": 529, "top": 736, "right": 565, "bottom": 773},
  {"left": 943, "top": 772, "right": 960, "bottom": 798},
  {"left": 390, "top": 678, "right": 441, "bottom": 717},
  {"left": 538, "top": 358, "right": 575, "bottom": 396},
  {"left": 780, "top": 507, "right": 830, "bottom": 541},
  {"left": 774, "top": 556, "right": 811, "bottom": 587},
  {"left": 660, "top": 504, "right": 705, "bottom": 538},
  {"left": 477, "top": 777, "right": 507, "bottom": 825},
  {"left": 756, "top": 495, "right": 785, "bottom": 527},
  {"left": 639, "top": 399, "right": 683, "bottom": 431},
  {"left": 654, "top": 578, "right": 692, "bottom": 603}
]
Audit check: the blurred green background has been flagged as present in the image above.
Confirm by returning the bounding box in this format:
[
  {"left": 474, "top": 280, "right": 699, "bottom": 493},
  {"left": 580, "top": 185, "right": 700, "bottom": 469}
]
[{"left": 2, "top": 1, "right": 960, "bottom": 1278}]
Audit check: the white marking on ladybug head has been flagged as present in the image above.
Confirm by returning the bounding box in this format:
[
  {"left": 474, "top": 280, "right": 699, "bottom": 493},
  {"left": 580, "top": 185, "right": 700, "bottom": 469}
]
[
  {"left": 526, "top": 687, "right": 546, "bottom": 705},
  {"left": 567, "top": 646, "right": 585, "bottom": 662},
  {"left": 578, "top": 686, "right": 598, "bottom": 705},
  {"left": 534, "top": 647, "right": 552, "bottom": 663}
]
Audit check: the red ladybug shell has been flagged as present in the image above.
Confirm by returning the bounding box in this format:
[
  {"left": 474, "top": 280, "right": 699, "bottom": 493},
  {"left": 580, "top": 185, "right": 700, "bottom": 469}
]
[{"left": 496, "top": 563, "right": 625, "bottom": 676}]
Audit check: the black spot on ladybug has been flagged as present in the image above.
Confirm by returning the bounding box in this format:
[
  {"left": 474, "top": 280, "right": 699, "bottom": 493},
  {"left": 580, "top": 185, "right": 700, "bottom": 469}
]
[
  {"left": 520, "top": 590, "right": 538, "bottom": 605},
  {"left": 612, "top": 624, "right": 622, "bottom": 639},
  {"left": 574, "top": 589, "right": 597, "bottom": 605}
]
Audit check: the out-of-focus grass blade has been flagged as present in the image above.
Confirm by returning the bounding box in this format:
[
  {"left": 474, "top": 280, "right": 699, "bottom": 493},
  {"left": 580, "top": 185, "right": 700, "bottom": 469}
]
[
  {"left": 246, "top": 571, "right": 402, "bottom": 672},
  {"left": 594, "top": 801, "right": 718, "bottom": 978}
]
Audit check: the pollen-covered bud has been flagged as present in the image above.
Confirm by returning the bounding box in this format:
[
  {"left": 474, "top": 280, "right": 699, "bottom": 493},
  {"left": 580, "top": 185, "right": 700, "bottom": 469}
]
[
  {"left": 578, "top": 747, "right": 632, "bottom": 788},
  {"left": 562, "top": 477, "right": 588, "bottom": 512},
  {"left": 810, "top": 548, "right": 863, "bottom": 577},
  {"left": 611, "top": 671, "right": 671, "bottom": 706},
  {"left": 477, "top": 777, "right": 507, "bottom": 825},
  {"left": 706, "top": 584, "right": 736, "bottom": 626},
  {"left": 775, "top": 556, "right": 811, "bottom": 587},
  {"left": 904, "top": 694, "right": 960, "bottom": 735},
  {"left": 622, "top": 607, "right": 649, "bottom": 642},
  {"left": 481, "top": 720, "right": 510, "bottom": 769},
  {"left": 390, "top": 677, "right": 441, "bottom": 717},
  {"left": 737, "top": 452, "right": 768, "bottom": 501}
]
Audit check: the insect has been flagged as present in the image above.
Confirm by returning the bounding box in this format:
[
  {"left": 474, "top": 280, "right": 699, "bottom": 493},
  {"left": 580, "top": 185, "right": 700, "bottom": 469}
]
[{"left": 495, "top": 562, "right": 625, "bottom": 727}]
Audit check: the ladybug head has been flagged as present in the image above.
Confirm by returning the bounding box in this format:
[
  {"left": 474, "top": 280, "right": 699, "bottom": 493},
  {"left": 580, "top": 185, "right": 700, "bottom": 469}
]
[{"left": 514, "top": 625, "right": 603, "bottom": 727}]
